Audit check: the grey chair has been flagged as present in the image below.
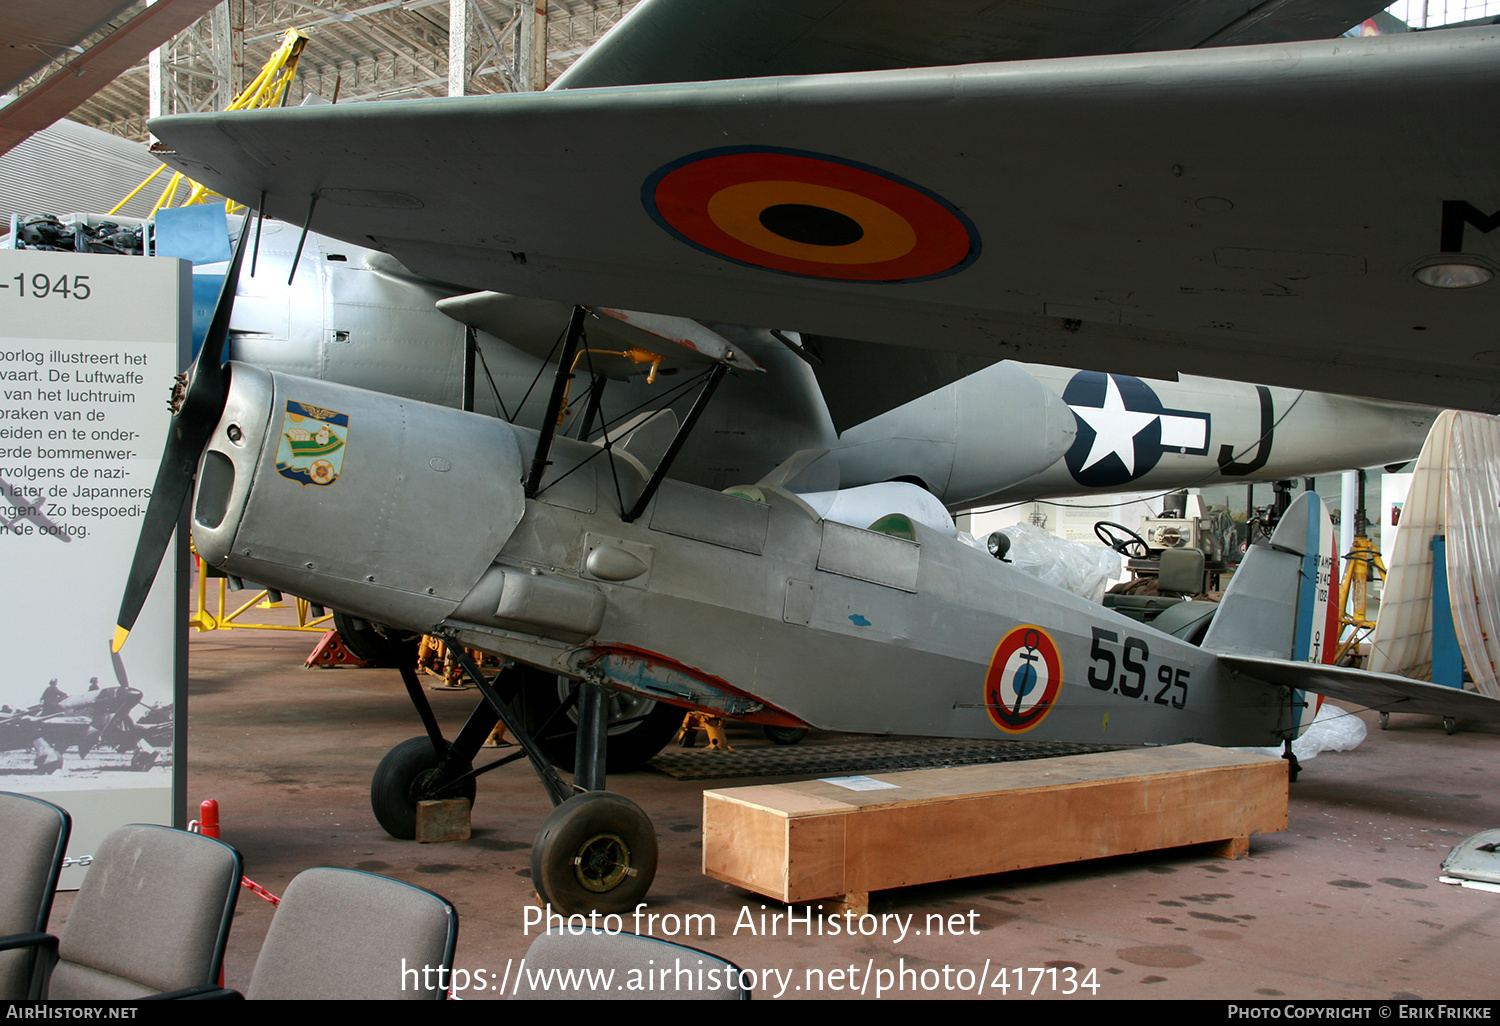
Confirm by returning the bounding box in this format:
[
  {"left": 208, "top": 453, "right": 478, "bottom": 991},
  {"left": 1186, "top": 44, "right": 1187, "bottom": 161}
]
[
  {"left": 0, "top": 792, "right": 70, "bottom": 999},
  {"left": 513, "top": 929, "right": 749, "bottom": 1000},
  {"left": 34, "top": 824, "right": 241, "bottom": 999},
  {"left": 186, "top": 868, "right": 457, "bottom": 1000}
]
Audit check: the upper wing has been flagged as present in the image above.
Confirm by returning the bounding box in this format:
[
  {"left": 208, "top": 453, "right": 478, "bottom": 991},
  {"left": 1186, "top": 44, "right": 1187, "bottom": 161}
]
[
  {"left": 153, "top": 29, "right": 1500, "bottom": 413},
  {"left": 555, "top": 0, "right": 1387, "bottom": 88}
]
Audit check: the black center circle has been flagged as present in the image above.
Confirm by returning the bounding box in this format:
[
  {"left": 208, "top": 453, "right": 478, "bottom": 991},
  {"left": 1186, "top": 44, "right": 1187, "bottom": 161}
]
[{"left": 757, "top": 203, "right": 865, "bottom": 247}]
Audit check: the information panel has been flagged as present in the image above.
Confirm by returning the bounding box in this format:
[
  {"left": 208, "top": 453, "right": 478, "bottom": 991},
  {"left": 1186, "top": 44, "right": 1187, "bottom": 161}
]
[{"left": 0, "top": 249, "right": 189, "bottom": 885}]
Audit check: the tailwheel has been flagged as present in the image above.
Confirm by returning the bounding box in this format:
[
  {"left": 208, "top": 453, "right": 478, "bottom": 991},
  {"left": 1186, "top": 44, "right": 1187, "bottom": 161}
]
[
  {"left": 1379, "top": 712, "right": 1390, "bottom": 730},
  {"left": 370, "top": 736, "right": 476, "bottom": 840},
  {"left": 532, "top": 791, "right": 657, "bottom": 914}
]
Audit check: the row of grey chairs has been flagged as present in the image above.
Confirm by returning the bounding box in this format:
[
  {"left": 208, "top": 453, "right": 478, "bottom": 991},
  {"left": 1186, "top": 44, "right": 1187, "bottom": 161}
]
[
  {"left": 2, "top": 791, "right": 751, "bottom": 1000},
  {"left": 0, "top": 792, "right": 456, "bottom": 1000}
]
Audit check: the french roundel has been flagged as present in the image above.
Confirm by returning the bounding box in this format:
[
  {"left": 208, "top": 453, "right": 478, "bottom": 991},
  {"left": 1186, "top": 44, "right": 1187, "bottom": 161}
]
[
  {"left": 643, "top": 147, "right": 980, "bottom": 283},
  {"left": 983, "top": 624, "right": 1063, "bottom": 734}
]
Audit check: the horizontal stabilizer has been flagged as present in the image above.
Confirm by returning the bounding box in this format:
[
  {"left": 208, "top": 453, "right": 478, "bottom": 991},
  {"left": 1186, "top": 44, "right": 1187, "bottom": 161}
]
[{"left": 1219, "top": 654, "right": 1500, "bottom": 723}]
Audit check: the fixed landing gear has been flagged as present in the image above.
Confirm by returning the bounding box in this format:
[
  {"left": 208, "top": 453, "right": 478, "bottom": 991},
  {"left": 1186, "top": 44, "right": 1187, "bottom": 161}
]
[
  {"left": 532, "top": 791, "right": 657, "bottom": 913},
  {"left": 370, "top": 736, "right": 478, "bottom": 840},
  {"left": 369, "top": 634, "right": 662, "bottom": 914}
]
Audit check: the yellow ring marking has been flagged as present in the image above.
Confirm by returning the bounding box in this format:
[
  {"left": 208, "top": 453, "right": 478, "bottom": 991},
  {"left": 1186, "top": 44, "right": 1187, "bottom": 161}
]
[{"left": 705, "top": 181, "right": 917, "bottom": 265}]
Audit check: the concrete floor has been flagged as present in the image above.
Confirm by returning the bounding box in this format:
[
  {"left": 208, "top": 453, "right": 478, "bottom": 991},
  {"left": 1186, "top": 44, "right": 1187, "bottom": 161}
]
[{"left": 54, "top": 614, "right": 1500, "bottom": 1001}]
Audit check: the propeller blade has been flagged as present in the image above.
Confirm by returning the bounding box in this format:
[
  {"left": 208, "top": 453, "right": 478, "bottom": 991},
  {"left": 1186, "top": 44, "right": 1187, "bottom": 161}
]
[{"left": 113, "top": 211, "right": 254, "bottom": 652}]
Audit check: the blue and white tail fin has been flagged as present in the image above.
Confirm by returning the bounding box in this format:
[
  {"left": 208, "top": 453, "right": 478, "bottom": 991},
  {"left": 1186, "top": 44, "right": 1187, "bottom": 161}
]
[{"left": 1203, "top": 492, "right": 1338, "bottom": 735}]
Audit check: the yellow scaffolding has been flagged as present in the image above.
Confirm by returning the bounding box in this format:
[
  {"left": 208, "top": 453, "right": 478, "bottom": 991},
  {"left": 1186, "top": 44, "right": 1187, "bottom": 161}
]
[
  {"left": 1336, "top": 533, "right": 1387, "bottom": 667},
  {"left": 110, "top": 28, "right": 309, "bottom": 218},
  {"left": 192, "top": 556, "right": 331, "bottom": 635}
]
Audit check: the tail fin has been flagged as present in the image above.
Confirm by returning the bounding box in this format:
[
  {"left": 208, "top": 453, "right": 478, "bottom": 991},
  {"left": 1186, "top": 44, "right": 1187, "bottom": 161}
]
[
  {"left": 1206, "top": 492, "right": 1500, "bottom": 730},
  {"left": 1203, "top": 492, "right": 1338, "bottom": 734}
]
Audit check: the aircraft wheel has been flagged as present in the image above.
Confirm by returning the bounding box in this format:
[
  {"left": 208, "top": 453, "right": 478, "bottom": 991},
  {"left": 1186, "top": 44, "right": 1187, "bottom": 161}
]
[
  {"left": 521, "top": 673, "right": 685, "bottom": 774},
  {"left": 763, "top": 725, "right": 807, "bottom": 745},
  {"left": 331, "top": 611, "right": 392, "bottom": 667},
  {"left": 531, "top": 792, "right": 657, "bottom": 915},
  {"left": 1444, "top": 717, "right": 1457, "bottom": 736},
  {"left": 370, "top": 736, "right": 475, "bottom": 840},
  {"left": 1379, "top": 712, "right": 1390, "bottom": 730}
]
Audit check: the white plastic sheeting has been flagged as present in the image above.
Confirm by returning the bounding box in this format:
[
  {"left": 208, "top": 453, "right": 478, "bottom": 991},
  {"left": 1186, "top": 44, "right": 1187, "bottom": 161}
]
[
  {"left": 1367, "top": 410, "right": 1500, "bottom": 698},
  {"left": 988, "top": 521, "right": 1122, "bottom": 603},
  {"left": 1240, "top": 701, "right": 1367, "bottom": 761}
]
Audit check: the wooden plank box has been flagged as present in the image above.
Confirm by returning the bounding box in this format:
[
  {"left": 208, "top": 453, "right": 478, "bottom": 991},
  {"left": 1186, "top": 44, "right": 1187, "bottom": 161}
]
[{"left": 702, "top": 743, "right": 1287, "bottom": 908}]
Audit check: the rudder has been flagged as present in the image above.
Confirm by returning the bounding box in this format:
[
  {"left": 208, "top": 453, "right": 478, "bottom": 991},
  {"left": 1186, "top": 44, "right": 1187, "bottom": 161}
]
[{"left": 1202, "top": 492, "right": 1338, "bottom": 733}]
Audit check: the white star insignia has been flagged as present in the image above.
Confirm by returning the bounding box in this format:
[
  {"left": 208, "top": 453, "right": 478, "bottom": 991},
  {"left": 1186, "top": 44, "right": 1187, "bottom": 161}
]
[{"left": 1070, "top": 375, "right": 1159, "bottom": 475}]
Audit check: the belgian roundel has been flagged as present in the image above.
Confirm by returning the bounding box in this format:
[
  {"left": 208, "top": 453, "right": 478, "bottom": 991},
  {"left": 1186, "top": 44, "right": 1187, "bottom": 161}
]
[
  {"left": 643, "top": 147, "right": 980, "bottom": 283},
  {"left": 983, "top": 625, "right": 1063, "bottom": 734}
]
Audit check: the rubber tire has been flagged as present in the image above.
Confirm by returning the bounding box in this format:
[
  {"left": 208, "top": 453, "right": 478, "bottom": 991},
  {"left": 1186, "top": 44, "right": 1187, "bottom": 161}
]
[
  {"left": 763, "top": 725, "right": 807, "bottom": 745},
  {"left": 531, "top": 791, "right": 657, "bottom": 915},
  {"left": 332, "top": 611, "right": 392, "bottom": 667},
  {"left": 370, "top": 736, "right": 476, "bottom": 840},
  {"left": 520, "top": 673, "right": 685, "bottom": 774}
]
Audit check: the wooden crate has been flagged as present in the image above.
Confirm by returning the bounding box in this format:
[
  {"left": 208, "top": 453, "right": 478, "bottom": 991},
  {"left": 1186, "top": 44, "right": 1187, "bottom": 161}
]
[{"left": 702, "top": 743, "right": 1287, "bottom": 912}]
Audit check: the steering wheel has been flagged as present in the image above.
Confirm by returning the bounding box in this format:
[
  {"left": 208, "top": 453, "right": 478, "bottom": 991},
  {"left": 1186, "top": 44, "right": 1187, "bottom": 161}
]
[{"left": 1094, "top": 521, "right": 1149, "bottom": 559}]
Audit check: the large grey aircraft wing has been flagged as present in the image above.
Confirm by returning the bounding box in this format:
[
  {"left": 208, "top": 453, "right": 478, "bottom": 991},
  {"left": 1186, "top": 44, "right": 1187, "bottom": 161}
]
[
  {"left": 553, "top": 0, "right": 1392, "bottom": 422},
  {"left": 555, "top": 0, "right": 1387, "bottom": 88},
  {"left": 153, "top": 28, "right": 1500, "bottom": 414}
]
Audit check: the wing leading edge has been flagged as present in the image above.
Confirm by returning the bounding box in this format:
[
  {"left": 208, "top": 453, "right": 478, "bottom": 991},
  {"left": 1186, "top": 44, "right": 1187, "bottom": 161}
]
[{"left": 153, "top": 29, "right": 1500, "bottom": 413}]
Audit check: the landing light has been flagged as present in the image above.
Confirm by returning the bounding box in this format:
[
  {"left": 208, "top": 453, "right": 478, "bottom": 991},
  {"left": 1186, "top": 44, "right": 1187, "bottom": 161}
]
[{"left": 1414, "top": 262, "right": 1494, "bottom": 289}]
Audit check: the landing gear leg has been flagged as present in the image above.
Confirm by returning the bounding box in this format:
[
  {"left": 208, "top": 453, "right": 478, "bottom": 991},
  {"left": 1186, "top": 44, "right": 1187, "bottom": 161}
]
[
  {"left": 370, "top": 637, "right": 493, "bottom": 839},
  {"left": 530, "top": 680, "right": 657, "bottom": 912},
  {"left": 1281, "top": 739, "right": 1301, "bottom": 783},
  {"left": 440, "top": 646, "right": 657, "bottom": 914}
]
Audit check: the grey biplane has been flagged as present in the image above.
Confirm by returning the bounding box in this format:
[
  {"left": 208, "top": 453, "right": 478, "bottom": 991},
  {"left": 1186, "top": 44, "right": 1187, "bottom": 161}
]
[{"left": 113, "top": 0, "right": 1500, "bottom": 913}]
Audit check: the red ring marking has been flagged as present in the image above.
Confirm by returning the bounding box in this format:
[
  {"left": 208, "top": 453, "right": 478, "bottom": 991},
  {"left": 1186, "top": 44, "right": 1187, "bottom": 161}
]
[
  {"left": 650, "top": 150, "right": 974, "bottom": 282},
  {"left": 983, "top": 624, "right": 1063, "bottom": 734}
]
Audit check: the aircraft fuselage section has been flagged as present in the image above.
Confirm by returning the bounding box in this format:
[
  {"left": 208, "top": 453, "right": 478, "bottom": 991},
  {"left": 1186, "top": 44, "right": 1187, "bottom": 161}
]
[
  {"left": 196, "top": 365, "right": 1296, "bottom": 749},
  {"left": 836, "top": 362, "right": 1440, "bottom": 508},
  {"left": 442, "top": 461, "right": 1292, "bottom": 748}
]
